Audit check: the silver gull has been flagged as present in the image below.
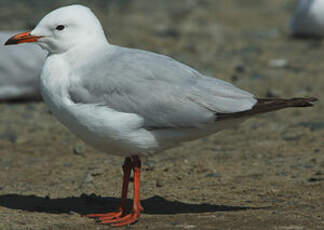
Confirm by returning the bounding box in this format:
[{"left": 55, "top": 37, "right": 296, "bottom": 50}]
[{"left": 5, "top": 4, "right": 317, "bottom": 227}]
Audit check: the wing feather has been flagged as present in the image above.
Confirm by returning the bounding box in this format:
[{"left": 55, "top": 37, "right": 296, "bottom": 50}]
[{"left": 69, "top": 46, "right": 257, "bottom": 128}]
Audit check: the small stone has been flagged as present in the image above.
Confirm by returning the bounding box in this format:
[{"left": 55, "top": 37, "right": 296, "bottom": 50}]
[
  {"left": 0, "top": 130, "right": 17, "bottom": 143},
  {"left": 73, "top": 144, "right": 85, "bottom": 155},
  {"left": 298, "top": 122, "right": 324, "bottom": 131},
  {"left": 0, "top": 160, "right": 12, "bottom": 169},
  {"left": 84, "top": 172, "right": 93, "bottom": 184},
  {"left": 175, "top": 224, "right": 196, "bottom": 229},
  {"left": 143, "top": 166, "right": 155, "bottom": 171},
  {"left": 90, "top": 168, "right": 104, "bottom": 176},
  {"left": 69, "top": 211, "right": 78, "bottom": 215},
  {"left": 156, "top": 179, "right": 163, "bottom": 187},
  {"left": 234, "top": 65, "right": 245, "bottom": 73},
  {"left": 313, "top": 149, "right": 320, "bottom": 153},
  {"left": 231, "top": 75, "right": 238, "bottom": 82},
  {"left": 205, "top": 172, "right": 222, "bottom": 178},
  {"left": 269, "top": 59, "right": 288, "bottom": 68},
  {"left": 251, "top": 72, "right": 265, "bottom": 80},
  {"left": 265, "top": 89, "right": 282, "bottom": 97},
  {"left": 155, "top": 28, "right": 179, "bottom": 38},
  {"left": 64, "top": 162, "right": 72, "bottom": 168},
  {"left": 256, "top": 29, "right": 279, "bottom": 39},
  {"left": 276, "top": 225, "right": 304, "bottom": 230},
  {"left": 308, "top": 177, "right": 324, "bottom": 182}
]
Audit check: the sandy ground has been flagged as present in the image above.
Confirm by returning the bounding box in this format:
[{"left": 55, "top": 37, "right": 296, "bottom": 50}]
[{"left": 0, "top": 0, "right": 323, "bottom": 229}]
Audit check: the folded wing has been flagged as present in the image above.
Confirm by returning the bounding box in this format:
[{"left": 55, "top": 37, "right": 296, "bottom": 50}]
[{"left": 69, "top": 46, "right": 257, "bottom": 129}]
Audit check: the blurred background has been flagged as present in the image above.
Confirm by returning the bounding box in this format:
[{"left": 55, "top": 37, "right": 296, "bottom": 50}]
[{"left": 0, "top": 0, "right": 323, "bottom": 229}]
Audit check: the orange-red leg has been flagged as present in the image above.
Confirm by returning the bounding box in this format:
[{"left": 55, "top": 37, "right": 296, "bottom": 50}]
[
  {"left": 86, "top": 156, "right": 143, "bottom": 227},
  {"left": 132, "top": 156, "right": 143, "bottom": 212},
  {"left": 100, "top": 156, "right": 143, "bottom": 227},
  {"left": 86, "top": 157, "right": 132, "bottom": 220}
]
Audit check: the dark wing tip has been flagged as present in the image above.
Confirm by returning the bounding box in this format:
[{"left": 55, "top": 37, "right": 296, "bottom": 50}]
[
  {"left": 307, "top": 97, "right": 318, "bottom": 102},
  {"left": 216, "top": 96, "right": 318, "bottom": 121},
  {"left": 292, "top": 97, "right": 318, "bottom": 107}
]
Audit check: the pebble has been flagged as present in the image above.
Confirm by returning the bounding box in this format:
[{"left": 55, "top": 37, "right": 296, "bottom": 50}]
[
  {"left": 269, "top": 59, "right": 288, "bottom": 68},
  {"left": 90, "top": 168, "right": 104, "bottom": 176},
  {"left": 265, "top": 89, "right": 282, "bottom": 97},
  {"left": 84, "top": 172, "right": 93, "bottom": 184},
  {"left": 291, "top": 163, "right": 313, "bottom": 169},
  {"left": 155, "top": 28, "right": 179, "bottom": 38},
  {"left": 175, "top": 224, "right": 196, "bottom": 229},
  {"left": 308, "top": 177, "right": 324, "bottom": 182},
  {"left": 205, "top": 172, "right": 222, "bottom": 178},
  {"left": 298, "top": 122, "right": 324, "bottom": 131},
  {"left": 313, "top": 149, "right": 320, "bottom": 153},
  {"left": 69, "top": 211, "right": 78, "bottom": 215},
  {"left": 156, "top": 179, "right": 163, "bottom": 187},
  {"left": 234, "top": 65, "right": 246, "bottom": 74},
  {"left": 64, "top": 162, "right": 72, "bottom": 168},
  {"left": 231, "top": 75, "right": 238, "bottom": 82},
  {"left": 0, "top": 130, "right": 17, "bottom": 143},
  {"left": 276, "top": 225, "right": 304, "bottom": 230},
  {"left": 0, "top": 160, "right": 12, "bottom": 169},
  {"left": 251, "top": 72, "right": 265, "bottom": 80},
  {"left": 73, "top": 144, "right": 85, "bottom": 155},
  {"left": 281, "top": 130, "right": 304, "bottom": 141}
]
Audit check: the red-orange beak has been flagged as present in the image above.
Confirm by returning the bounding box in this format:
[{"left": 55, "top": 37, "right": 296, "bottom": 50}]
[{"left": 4, "top": 31, "right": 43, "bottom": 45}]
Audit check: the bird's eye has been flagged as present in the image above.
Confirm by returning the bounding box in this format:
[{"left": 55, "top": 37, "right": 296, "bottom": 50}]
[{"left": 56, "top": 25, "right": 65, "bottom": 31}]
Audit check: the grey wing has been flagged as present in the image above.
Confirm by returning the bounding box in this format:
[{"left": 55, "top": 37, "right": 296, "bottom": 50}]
[{"left": 69, "top": 46, "right": 257, "bottom": 128}]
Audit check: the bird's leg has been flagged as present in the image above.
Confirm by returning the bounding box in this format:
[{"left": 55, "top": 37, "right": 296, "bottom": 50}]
[
  {"left": 101, "top": 155, "right": 143, "bottom": 227},
  {"left": 86, "top": 157, "right": 132, "bottom": 220},
  {"left": 131, "top": 155, "right": 144, "bottom": 212}
]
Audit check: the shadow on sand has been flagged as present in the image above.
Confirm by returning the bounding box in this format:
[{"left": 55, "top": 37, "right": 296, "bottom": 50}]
[{"left": 0, "top": 194, "right": 267, "bottom": 215}]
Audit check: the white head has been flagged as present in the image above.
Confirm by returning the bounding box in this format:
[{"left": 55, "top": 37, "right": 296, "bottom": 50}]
[{"left": 5, "top": 5, "right": 108, "bottom": 54}]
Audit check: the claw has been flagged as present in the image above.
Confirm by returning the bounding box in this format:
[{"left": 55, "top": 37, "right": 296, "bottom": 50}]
[
  {"left": 99, "top": 211, "right": 124, "bottom": 221},
  {"left": 98, "top": 212, "right": 140, "bottom": 226},
  {"left": 113, "top": 213, "right": 139, "bottom": 227},
  {"left": 86, "top": 213, "right": 109, "bottom": 218}
]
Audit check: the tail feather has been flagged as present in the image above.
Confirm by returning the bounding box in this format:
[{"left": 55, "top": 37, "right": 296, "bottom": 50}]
[{"left": 216, "top": 97, "right": 318, "bottom": 120}]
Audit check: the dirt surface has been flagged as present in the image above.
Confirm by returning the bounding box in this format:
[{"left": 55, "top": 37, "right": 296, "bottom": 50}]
[{"left": 0, "top": 0, "right": 323, "bottom": 229}]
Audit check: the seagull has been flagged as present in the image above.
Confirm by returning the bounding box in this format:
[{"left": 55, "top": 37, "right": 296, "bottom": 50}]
[
  {"left": 5, "top": 4, "right": 317, "bottom": 227},
  {"left": 291, "top": 0, "right": 324, "bottom": 38}
]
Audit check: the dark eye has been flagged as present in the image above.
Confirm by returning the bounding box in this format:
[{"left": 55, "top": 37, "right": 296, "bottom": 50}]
[{"left": 56, "top": 25, "right": 65, "bottom": 31}]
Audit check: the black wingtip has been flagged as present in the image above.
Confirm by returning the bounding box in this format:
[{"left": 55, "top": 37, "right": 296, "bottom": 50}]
[
  {"left": 295, "top": 97, "right": 318, "bottom": 107},
  {"left": 216, "top": 96, "right": 318, "bottom": 121},
  {"left": 308, "top": 97, "right": 318, "bottom": 102}
]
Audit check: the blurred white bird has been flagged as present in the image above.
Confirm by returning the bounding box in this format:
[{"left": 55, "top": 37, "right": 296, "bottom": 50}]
[
  {"left": 291, "top": 0, "right": 324, "bottom": 37},
  {"left": 5, "top": 5, "right": 317, "bottom": 227},
  {"left": 0, "top": 31, "right": 45, "bottom": 101}
]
